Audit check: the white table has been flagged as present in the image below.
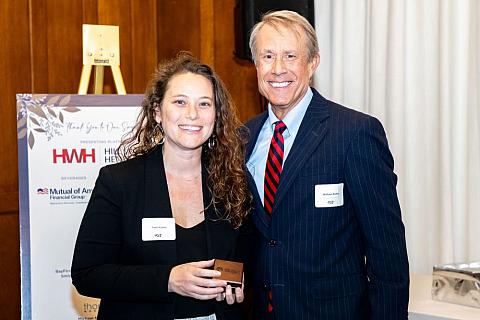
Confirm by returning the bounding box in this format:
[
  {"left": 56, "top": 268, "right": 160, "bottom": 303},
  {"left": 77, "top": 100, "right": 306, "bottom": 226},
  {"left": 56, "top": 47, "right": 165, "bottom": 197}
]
[{"left": 409, "top": 274, "right": 480, "bottom": 319}]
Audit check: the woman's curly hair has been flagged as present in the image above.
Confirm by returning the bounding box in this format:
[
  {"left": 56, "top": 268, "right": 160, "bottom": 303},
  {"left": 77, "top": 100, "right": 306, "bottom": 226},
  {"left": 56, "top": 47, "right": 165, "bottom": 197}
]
[{"left": 117, "top": 53, "right": 251, "bottom": 228}]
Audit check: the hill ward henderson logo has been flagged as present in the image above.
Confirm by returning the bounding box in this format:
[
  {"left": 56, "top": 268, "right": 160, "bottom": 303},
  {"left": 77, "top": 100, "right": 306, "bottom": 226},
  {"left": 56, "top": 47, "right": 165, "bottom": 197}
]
[
  {"left": 37, "top": 188, "right": 49, "bottom": 195},
  {"left": 53, "top": 148, "right": 96, "bottom": 164}
]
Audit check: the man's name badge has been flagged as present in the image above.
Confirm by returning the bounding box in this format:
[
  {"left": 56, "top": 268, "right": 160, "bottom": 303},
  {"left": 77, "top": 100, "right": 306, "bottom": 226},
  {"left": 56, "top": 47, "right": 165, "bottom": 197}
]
[
  {"left": 214, "top": 259, "right": 243, "bottom": 288},
  {"left": 315, "top": 183, "right": 344, "bottom": 208},
  {"left": 142, "top": 218, "right": 176, "bottom": 241}
]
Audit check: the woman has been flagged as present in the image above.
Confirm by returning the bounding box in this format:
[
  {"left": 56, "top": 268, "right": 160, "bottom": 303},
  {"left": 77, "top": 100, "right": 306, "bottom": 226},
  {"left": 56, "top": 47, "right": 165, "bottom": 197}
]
[{"left": 71, "top": 53, "right": 253, "bottom": 320}]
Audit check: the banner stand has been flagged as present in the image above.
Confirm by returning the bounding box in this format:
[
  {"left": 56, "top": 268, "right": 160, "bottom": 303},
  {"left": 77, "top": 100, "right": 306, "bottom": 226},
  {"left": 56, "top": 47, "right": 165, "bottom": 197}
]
[{"left": 17, "top": 94, "right": 142, "bottom": 319}]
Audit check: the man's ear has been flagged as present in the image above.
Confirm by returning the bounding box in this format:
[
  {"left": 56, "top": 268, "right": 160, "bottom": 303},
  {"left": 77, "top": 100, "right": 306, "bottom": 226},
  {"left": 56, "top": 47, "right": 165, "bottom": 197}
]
[{"left": 308, "top": 53, "right": 320, "bottom": 78}]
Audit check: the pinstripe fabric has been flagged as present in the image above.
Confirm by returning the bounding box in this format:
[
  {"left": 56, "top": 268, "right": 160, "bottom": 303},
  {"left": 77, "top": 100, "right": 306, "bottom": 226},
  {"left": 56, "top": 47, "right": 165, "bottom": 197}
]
[{"left": 245, "top": 89, "right": 409, "bottom": 320}]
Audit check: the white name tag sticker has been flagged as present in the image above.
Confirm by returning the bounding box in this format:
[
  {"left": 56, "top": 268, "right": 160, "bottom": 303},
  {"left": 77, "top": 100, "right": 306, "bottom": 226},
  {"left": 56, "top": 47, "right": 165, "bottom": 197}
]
[
  {"left": 315, "top": 183, "right": 344, "bottom": 208},
  {"left": 142, "top": 218, "right": 176, "bottom": 241}
]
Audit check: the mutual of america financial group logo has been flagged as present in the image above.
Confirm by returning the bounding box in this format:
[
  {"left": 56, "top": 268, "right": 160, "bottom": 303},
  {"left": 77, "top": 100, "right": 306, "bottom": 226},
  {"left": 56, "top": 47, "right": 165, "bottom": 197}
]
[
  {"left": 37, "top": 188, "right": 49, "bottom": 195},
  {"left": 35, "top": 186, "right": 93, "bottom": 203}
]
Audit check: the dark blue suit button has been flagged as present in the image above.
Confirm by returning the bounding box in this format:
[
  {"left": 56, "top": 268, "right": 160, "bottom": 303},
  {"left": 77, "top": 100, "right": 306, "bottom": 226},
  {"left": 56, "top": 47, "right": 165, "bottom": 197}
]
[{"left": 268, "top": 239, "right": 277, "bottom": 246}]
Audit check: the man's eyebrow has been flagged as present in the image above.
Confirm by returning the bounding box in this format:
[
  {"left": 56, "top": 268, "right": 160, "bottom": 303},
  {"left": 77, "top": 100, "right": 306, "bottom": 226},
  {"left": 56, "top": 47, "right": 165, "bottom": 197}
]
[
  {"left": 260, "top": 49, "right": 275, "bottom": 54},
  {"left": 260, "top": 49, "right": 297, "bottom": 54}
]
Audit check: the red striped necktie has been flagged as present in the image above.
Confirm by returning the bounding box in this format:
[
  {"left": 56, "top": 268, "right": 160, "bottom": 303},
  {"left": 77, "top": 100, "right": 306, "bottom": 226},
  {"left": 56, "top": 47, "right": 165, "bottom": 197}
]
[
  {"left": 264, "top": 120, "right": 287, "bottom": 214},
  {"left": 264, "top": 120, "right": 287, "bottom": 315}
]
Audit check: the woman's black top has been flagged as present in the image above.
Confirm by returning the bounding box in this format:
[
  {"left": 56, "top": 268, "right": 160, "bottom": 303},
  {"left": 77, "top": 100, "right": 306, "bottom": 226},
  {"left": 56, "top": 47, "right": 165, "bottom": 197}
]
[{"left": 173, "top": 220, "right": 214, "bottom": 318}]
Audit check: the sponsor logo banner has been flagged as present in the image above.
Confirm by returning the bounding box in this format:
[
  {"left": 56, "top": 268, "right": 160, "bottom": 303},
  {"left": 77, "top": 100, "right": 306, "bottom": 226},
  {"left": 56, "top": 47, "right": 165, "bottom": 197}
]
[{"left": 17, "top": 94, "right": 142, "bottom": 320}]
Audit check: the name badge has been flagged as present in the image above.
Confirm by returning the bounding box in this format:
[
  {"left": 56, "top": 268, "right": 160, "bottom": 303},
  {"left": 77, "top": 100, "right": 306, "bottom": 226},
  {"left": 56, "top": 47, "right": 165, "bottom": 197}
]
[
  {"left": 315, "top": 183, "right": 344, "bottom": 208},
  {"left": 142, "top": 218, "right": 176, "bottom": 241}
]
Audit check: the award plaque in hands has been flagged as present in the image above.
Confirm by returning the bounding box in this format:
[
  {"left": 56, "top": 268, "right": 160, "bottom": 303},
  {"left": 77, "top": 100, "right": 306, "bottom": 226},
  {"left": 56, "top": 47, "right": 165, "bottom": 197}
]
[{"left": 214, "top": 259, "right": 243, "bottom": 288}]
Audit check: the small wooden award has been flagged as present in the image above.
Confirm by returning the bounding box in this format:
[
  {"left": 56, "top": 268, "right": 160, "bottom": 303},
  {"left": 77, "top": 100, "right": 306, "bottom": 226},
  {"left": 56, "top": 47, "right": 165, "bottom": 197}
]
[{"left": 214, "top": 259, "right": 244, "bottom": 288}]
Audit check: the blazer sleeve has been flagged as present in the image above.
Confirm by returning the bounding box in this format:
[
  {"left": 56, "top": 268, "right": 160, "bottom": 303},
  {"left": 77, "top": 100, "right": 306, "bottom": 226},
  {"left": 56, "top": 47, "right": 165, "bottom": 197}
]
[
  {"left": 71, "top": 166, "right": 175, "bottom": 302},
  {"left": 344, "top": 116, "right": 409, "bottom": 319}
]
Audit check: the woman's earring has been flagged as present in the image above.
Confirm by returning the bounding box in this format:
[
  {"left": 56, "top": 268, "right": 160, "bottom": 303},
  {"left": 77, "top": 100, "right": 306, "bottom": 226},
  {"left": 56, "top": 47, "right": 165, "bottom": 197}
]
[
  {"left": 207, "top": 134, "right": 217, "bottom": 149},
  {"left": 152, "top": 122, "right": 165, "bottom": 145}
]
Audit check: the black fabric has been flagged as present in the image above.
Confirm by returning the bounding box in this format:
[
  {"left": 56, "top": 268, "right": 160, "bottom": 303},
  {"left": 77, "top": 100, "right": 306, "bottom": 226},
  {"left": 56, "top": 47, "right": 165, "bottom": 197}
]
[{"left": 174, "top": 221, "right": 214, "bottom": 318}]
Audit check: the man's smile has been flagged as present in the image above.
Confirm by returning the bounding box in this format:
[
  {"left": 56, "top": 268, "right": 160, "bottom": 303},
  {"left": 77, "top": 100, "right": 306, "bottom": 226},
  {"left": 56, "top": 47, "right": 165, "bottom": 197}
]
[{"left": 268, "top": 81, "right": 292, "bottom": 88}]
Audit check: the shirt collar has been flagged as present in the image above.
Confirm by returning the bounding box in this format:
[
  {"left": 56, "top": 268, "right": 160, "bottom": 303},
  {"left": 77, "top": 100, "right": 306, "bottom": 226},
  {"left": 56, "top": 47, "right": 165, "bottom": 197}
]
[{"left": 266, "top": 87, "right": 313, "bottom": 138}]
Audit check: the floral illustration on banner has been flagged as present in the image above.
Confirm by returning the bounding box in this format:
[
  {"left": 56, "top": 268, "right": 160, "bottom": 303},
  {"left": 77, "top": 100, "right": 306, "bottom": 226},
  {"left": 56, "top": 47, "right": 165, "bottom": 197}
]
[{"left": 17, "top": 94, "right": 80, "bottom": 149}]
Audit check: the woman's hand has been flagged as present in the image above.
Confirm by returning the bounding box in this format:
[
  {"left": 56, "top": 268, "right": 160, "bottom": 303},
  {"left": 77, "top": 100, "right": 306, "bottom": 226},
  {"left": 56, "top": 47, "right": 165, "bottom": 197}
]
[
  {"left": 168, "top": 259, "right": 227, "bottom": 300},
  {"left": 216, "top": 274, "right": 244, "bottom": 304}
]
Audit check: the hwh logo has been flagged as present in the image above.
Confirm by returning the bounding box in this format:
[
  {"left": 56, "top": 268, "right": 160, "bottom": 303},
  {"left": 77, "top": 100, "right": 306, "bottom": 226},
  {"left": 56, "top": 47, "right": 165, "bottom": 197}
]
[{"left": 53, "top": 149, "right": 96, "bottom": 164}]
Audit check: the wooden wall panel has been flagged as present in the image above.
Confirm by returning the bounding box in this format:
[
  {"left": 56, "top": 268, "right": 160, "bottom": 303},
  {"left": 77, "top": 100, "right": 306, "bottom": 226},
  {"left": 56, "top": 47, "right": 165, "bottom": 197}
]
[
  {"left": 199, "top": 0, "right": 215, "bottom": 65},
  {"left": 0, "top": 212, "right": 21, "bottom": 319},
  {"left": 97, "top": 0, "right": 132, "bottom": 93},
  {"left": 0, "top": 0, "right": 30, "bottom": 214},
  {"left": 44, "top": 0, "right": 84, "bottom": 93},
  {"left": 0, "top": 1, "right": 29, "bottom": 317},
  {"left": 213, "top": 0, "right": 263, "bottom": 122},
  {"left": 157, "top": 0, "right": 201, "bottom": 59},
  {"left": 29, "top": 0, "right": 48, "bottom": 92},
  {"left": 131, "top": 0, "right": 159, "bottom": 93},
  {"left": 82, "top": 0, "right": 98, "bottom": 24}
]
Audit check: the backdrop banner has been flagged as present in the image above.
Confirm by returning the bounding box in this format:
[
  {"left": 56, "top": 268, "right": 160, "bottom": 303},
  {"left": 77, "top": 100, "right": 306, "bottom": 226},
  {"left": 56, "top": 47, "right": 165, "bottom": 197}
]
[{"left": 16, "top": 94, "right": 143, "bottom": 320}]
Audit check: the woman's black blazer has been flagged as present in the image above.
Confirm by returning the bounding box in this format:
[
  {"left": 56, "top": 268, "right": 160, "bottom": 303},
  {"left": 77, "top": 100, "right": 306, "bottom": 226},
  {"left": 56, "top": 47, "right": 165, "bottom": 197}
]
[{"left": 71, "top": 146, "right": 253, "bottom": 320}]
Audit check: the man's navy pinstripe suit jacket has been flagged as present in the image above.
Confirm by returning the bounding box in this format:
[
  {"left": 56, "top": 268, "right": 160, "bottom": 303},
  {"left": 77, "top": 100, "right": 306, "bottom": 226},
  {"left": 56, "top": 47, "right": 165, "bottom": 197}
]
[{"left": 245, "top": 88, "right": 409, "bottom": 320}]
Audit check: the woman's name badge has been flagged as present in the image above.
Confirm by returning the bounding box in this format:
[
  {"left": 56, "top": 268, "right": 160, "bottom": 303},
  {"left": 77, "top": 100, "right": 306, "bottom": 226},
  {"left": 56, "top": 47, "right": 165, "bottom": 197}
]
[{"left": 142, "top": 218, "right": 176, "bottom": 241}]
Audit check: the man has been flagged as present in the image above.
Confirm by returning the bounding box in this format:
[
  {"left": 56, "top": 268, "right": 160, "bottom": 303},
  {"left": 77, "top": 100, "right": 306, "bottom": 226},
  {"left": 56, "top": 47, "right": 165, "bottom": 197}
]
[{"left": 245, "top": 10, "right": 409, "bottom": 319}]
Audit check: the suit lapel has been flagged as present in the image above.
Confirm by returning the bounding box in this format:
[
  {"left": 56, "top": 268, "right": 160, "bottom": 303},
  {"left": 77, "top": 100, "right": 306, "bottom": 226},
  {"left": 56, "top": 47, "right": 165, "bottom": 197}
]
[
  {"left": 245, "top": 112, "right": 272, "bottom": 231},
  {"left": 247, "top": 169, "right": 271, "bottom": 232},
  {"left": 246, "top": 112, "right": 269, "bottom": 160},
  {"left": 202, "top": 161, "right": 215, "bottom": 259},
  {"left": 143, "top": 146, "right": 177, "bottom": 263},
  {"left": 144, "top": 146, "right": 173, "bottom": 218},
  {"left": 272, "top": 90, "right": 330, "bottom": 212}
]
